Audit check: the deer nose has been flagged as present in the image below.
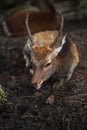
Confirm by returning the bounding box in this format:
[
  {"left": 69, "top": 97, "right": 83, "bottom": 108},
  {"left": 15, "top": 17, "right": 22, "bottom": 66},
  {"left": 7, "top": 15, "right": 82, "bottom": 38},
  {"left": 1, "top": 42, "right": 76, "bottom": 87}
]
[{"left": 32, "top": 83, "right": 37, "bottom": 89}]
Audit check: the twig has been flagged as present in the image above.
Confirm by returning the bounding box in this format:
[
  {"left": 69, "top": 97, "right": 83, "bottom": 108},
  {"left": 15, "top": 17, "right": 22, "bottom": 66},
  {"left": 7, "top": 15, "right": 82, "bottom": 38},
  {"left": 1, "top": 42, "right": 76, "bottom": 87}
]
[
  {"left": 40, "top": 122, "right": 46, "bottom": 130},
  {"left": 22, "top": 113, "right": 54, "bottom": 123},
  {"left": 20, "top": 95, "right": 36, "bottom": 99},
  {"left": 27, "top": 120, "right": 40, "bottom": 127},
  {"left": 67, "top": 119, "right": 71, "bottom": 130}
]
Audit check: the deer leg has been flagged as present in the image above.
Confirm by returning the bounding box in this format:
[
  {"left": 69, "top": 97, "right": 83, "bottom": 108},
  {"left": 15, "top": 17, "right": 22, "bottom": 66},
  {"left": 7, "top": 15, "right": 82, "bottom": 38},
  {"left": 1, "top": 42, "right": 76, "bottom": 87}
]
[
  {"left": 53, "top": 78, "right": 65, "bottom": 92},
  {"left": 45, "top": 64, "right": 76, "bottom": 105},
  {"left": 52, "top": 62, "right": 78, "bottom": 93},
  {"left": 45, "top": 78, "right": 65, "bottom": 104}
]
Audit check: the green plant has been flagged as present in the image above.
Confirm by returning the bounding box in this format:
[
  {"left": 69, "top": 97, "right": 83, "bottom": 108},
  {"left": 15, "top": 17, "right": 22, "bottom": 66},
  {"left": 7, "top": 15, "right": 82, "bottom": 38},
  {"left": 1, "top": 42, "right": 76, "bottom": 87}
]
[{"left": 0, "top": 85, "right": 7, "bottom": 104}]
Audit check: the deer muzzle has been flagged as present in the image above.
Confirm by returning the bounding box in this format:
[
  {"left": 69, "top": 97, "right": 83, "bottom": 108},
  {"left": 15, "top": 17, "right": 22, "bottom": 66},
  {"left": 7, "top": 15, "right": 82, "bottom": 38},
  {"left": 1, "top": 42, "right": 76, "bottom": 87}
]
[{"left": 31, "top": 68, "right": 43, "bottom": 89}]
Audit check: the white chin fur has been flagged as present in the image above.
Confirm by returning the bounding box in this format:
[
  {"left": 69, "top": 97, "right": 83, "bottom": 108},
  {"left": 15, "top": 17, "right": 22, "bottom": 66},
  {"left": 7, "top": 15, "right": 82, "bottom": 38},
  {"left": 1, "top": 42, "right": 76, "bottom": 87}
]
[
  {"left": 36, "top": 81, "right": 43, "bottom": 89},
  {"left": 36, "top": 84, "right": 41, "bottom": 90}
]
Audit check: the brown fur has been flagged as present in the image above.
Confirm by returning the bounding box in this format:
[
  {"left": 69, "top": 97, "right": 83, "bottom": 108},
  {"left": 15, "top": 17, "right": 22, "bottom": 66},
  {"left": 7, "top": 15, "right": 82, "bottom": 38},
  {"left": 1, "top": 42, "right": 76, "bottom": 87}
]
[
  {"left": 33, "top": 46, "right": 53, "bottom": 61},
  {"left": 32, "top": 31, "right": 79, "bottom": 64},
  {"left": 2, "top": 0, "right": 61, "bottom": 37},
  {"left": 32, "top": 31, "right": 64, "bottom": 61},
  {"left": 5, "top": 11, "right": 58, "bottom": 37},
  {"left": 24, "top": 30, "right": 79, "bottom": 89},
  {"left": 31, "top": 0, "right": 55, "bottom": 12}
]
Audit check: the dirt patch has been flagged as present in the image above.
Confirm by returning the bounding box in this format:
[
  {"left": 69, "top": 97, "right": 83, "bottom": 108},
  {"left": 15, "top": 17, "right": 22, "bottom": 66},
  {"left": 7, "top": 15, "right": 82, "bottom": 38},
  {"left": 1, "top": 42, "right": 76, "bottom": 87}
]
[{"left": 0, "top": 28, "right": 87, "bottom": 130}]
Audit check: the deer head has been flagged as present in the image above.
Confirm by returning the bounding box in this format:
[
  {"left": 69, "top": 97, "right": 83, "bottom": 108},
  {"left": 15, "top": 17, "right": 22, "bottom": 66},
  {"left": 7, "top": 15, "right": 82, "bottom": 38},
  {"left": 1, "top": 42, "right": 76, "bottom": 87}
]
[{"left": 24, "top": 9, "right": 66, "bottom": 89}]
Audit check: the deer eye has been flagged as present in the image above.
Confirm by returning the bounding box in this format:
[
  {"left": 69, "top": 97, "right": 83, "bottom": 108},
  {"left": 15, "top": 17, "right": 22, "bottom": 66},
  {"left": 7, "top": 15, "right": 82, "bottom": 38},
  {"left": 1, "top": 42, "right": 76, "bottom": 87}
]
[{"left": 45, "top": 62, "right": 51, "bottom": 67}]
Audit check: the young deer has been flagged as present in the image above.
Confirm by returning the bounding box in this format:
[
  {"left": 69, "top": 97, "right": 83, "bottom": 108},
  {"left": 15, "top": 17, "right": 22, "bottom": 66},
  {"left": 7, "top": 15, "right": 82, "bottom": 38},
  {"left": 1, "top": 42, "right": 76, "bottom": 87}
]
[{"left": 23, "top": 9, "right": 79, "bottom": 90}]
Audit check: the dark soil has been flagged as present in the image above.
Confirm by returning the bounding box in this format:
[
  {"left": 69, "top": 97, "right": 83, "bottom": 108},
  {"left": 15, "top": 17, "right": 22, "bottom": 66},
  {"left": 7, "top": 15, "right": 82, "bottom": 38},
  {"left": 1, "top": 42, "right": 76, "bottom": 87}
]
[{"left": 0, "top": 20, "right": 87, "bottom": 130}]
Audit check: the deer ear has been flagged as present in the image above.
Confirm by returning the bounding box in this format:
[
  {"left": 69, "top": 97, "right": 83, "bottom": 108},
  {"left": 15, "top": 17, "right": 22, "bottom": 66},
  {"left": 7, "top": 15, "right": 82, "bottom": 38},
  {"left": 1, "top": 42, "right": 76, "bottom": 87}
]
[
  {"left": 24, "top": 39, "right": 34, "bottom": 58},
  {"left": 53, "top": 35, "right": 66, "bottom": 57},
  {"left": 23, "top": 39, "right": 34, "bottom": 67}
]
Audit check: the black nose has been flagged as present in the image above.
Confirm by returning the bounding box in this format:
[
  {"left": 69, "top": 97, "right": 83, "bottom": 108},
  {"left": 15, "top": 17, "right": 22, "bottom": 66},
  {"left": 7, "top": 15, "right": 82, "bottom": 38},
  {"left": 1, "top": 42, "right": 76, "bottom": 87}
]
[{"left": 32, "top": 83, "right": 37, "bottom": 89}]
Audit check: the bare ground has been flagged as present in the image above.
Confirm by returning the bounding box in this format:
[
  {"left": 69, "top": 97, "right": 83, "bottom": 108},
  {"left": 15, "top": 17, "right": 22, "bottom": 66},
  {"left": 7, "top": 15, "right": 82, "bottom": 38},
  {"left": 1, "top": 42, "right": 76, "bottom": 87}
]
[{"left": 0, "top": 22, "right": 87, "bottom": 130}]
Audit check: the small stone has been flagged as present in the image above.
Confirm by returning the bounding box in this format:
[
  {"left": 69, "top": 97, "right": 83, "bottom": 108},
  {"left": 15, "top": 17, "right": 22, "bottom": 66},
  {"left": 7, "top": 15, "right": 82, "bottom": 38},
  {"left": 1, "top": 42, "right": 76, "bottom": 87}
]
[
  {"left": 34, "top": 105, "right": 38, "bottom": 109},
  {"left": 45, "top": 95, "right": 55, "bottom": 104}
]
